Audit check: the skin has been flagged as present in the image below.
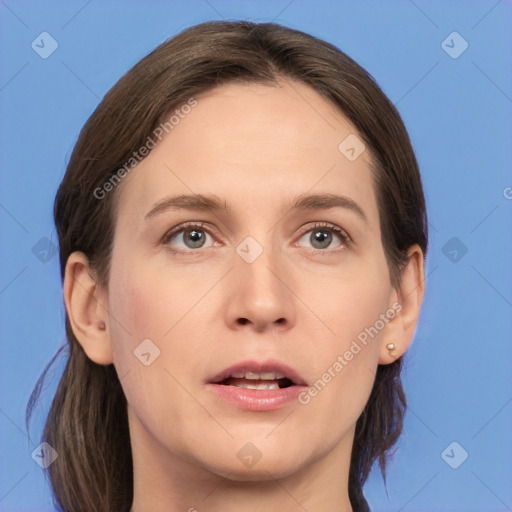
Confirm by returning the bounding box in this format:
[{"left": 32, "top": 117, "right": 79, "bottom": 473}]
[{"left": 64, "top": 80, "right": 424, "bottom": 511}]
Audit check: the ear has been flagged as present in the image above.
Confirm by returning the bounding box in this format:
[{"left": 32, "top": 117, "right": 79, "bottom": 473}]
[
  {"left": 378, "top": 244, "right": 425, "bottom": 364},
  {"left": 63, "top": 251, "right": 113, "bottom": 365}
]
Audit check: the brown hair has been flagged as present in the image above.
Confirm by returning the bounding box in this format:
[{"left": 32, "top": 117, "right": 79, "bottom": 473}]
[{"left": 26, "top": 20, "right": 427, "bottom": 512}]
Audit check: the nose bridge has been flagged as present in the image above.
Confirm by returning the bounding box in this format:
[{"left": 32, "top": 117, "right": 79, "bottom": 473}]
[{"left": 227, "top": 231, "right": 296, "bottom": 331}]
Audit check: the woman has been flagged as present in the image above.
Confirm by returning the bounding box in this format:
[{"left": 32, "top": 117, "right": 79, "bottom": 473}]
[{"left": 27, "top": 20, "right": 427, "bottom": 511}]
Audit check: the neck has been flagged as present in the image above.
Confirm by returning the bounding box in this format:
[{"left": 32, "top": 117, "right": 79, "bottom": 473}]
[{"left": 128, "top": 408, "right": 355, "bottom": 512}]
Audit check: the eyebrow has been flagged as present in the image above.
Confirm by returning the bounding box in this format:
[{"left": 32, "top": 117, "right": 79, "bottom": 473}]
[{"left": 144, "top": 193, "right": 367, "bottom": 224}]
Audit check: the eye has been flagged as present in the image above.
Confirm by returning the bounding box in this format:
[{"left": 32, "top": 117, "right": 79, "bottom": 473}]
[
  {"left": 295, "top": 222, "right": 351, "bottom": 252},
  {"left": 162, "top": 222, "right": 218, "bottom": 254},
  {"left": 161, "top": 221, "right": 351, "bottom": 255}
]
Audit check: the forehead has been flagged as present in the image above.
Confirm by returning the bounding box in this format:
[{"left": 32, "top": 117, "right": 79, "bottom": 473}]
[{"left": 114, "top": 80, "right": 379, "bottom": 228}]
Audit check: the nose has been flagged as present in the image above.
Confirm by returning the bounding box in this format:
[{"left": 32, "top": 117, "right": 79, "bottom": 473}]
[{"left": 224, "top": 243, "right": 296, "bottom": 333}]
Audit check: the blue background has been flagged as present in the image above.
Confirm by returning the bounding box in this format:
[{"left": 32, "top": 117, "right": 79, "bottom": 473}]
[{"left": 1, "top": 1, "right": 511, "bottom": 510}]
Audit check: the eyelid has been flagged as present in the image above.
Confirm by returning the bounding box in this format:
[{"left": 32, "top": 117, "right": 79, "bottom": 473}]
[
  {"left": 160, "top": 221, "right": 219, "bottom": 245},
  {"left": 295, "top": 221, "right": 351, "bottom": 243},
  {"left": 293, "top": 221, "right": 352, "bottom": 253}
]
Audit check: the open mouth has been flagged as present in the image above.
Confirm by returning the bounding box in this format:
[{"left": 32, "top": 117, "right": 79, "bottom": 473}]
[
  {"left": 207, "top": 361, "right": 307, "bottom": 391},
  {"left": 207, "top": 363, "right": 305, "bottom": 410},
  {"left": 217, "top": 376, "right": 295, "bottom": 390}
]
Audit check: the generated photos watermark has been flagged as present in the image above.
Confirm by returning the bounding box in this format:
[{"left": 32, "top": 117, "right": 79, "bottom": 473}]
[
  {"left": 93, "top": 97, "right": 198, "bottom": 200},
  {"left": 298, "top": 301, "right": 402, "bottom": 405}
]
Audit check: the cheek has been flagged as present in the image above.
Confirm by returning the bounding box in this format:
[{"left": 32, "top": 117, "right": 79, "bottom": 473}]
[
  {"left": 106, "top": 256, "right": 170, "bottom": 372},
  {"left": 109, "top": 275, "right": 160, "bottom": 340},
  {"left": 297, "top": 275, "right": 387, "bottom": 443},
  {"left": 107, "top": 253, "right": 181, "bottom": 340},
  {"left": 316, "top": 253, "right": 391, "bottom": 345},
  {"left": 301, "top": 253, "right": 390, "bottom": 403},
  {"left": 105, "top": 261, "right": 182, "bottom": 422},
  {"left": 106, "top": 254, "right": 209, "bottom": 382}
]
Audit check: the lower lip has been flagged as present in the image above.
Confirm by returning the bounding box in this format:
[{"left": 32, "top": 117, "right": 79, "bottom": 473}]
[{"left": 206, "top": 383, "right": 306, "bottom": 411}]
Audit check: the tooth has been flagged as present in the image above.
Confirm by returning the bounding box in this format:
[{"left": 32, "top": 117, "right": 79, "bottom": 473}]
[
  {"left": 233, "top": 382, "right": 280, "bottom": 390},
  {"left": 231, "top": 371, "right": 245, "bottom": 378},
  {"left": 259, "top": 382, "right": 279, "bottom": 390},
  {"left": 244, "top": 371, "right": 277, "bottom": 380},
  {"left": 275, "top": 371, "right": 285, "bottom": 379}
]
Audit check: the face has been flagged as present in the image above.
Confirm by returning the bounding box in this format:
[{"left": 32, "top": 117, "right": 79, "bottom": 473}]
[{"left": 106, "top": 80, "right": 397, "bottom": 480}]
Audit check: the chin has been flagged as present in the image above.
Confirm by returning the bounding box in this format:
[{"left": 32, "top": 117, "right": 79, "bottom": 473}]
[
  {"left": 213, "top": 465, "right": 303, "bottom": 483},
  {"left": 202, "top": 450, "right": 308, "bottom": 482}
]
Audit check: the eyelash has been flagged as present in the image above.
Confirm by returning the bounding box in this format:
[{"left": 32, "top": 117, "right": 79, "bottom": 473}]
[{"left": 161, "top": 221, "right": 351, "bottom": 255}]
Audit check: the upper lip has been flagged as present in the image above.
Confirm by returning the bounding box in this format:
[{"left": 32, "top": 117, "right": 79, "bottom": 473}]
[{"left": 207, "top": 359, "right": 307, "bottom": 386}]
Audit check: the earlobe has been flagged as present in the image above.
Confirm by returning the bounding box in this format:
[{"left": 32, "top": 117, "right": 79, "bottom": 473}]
[
  {"left": 378, "top": 245, "right": 425, "bottom": 364},
  {"left": 63, "top": 251, "right": 114, "bottom": 365}
]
